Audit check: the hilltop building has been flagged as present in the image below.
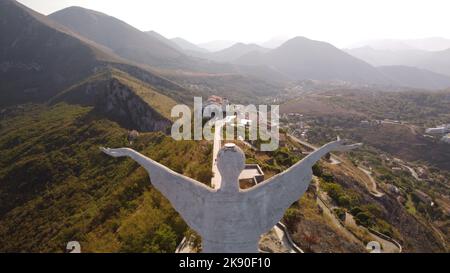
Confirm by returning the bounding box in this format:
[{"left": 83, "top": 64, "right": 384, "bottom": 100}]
[
  {"left": 203, "top": 95, "right": 229, "bottom": 117},
  {"left": 426, "top": 124, "right": 450, "bottom": 144},
  {"left": 426, "top": 124, "right": 450, "bottom": 134}
]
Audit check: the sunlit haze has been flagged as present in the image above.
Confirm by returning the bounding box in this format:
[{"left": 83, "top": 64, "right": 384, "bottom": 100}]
[{"left": 16, "top": 0, "right": 450, "bottom": 48}]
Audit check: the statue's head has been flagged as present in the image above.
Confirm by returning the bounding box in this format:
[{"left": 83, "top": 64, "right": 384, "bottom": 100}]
[{"left": 217, "top": 143, "right": 245, "bottom": 193}]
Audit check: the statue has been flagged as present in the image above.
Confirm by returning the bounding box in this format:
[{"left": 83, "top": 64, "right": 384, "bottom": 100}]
[{"left": 101, "top": 137, "right": 361, "bottom": 253}]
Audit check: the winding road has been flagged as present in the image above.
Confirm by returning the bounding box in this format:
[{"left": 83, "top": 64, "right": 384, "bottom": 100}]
[
  {"left": 400, "top": 164, "right": 421, "bottom": 181},
  {"left": 357, "top": 167, "right": 384, "bottom": 198},
  {"left": 315, "top": 177, "right": 401, "bottom": 253}
]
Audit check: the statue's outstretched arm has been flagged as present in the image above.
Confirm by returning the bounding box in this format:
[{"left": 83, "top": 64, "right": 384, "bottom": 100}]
[
  {"left": 246, "top": 138, "right": 362, "bottom": 233},
  {"left": 101, "top": 147, "right": 213, "bottom": 230},
  {"left": 294, "top": 136, "right": 362, "bottom": 170}
]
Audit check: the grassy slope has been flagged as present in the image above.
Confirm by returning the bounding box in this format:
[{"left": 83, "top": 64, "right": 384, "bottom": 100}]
[
  {"left": 0, "top": 103, "right": 212, "bottom": 252},
  {"left": 111, "top": 70, "right": 178, "bottom": 120},
  {"left": 52, "top": 69, "right": 178, "bottom": 121}
]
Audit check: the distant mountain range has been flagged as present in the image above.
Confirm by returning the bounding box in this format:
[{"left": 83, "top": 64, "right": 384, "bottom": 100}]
[
  {"left": 37, "top": 5, "right": 450, "bottom": 90},
  {"left": 174, "top": 36, "right": 450, "bottom": 89},
  {"left": 2, "top": 0, "right": 450, "bottom": 114},
  {"left": 349, "top": 37, "right": 450, "bottom": 52},
  {"left": 0, "top": 1, "right": 116, "bottom": 106},
  {"left": 235, "top": 37, "right": 392, "bottom": 85},
  {"left": 170, "top": 37, "right": 209, "bottom": 53},
  {"left": 203, "top": 43, "right": 269, "bottom": 63},
  {"left": 48, "top": 7, "right": 191, "bottom": 69},
  {"left": 259, "top": 37, "right": 290, "bottom": 49},
  {"left": 346, "top": 46, "right": 450, "bottom": 77},
  {"left": 197, "top": 40, "right": 237, "bottom": 52},
  {"left": 378, "top": 66, "right": 450, "bottom": 90}
]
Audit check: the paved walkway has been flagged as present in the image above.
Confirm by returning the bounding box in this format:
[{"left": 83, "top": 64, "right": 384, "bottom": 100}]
[
  {"left": 273, "top": 223, "right": 304, "bottom": 253},
  {"left": 211, "top": 119, "right": 225, "bottom": 189}
]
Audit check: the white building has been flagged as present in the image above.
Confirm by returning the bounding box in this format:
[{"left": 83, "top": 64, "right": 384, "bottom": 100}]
[{"left": 426, "top": 124, "right": 450, "bottom": 134}]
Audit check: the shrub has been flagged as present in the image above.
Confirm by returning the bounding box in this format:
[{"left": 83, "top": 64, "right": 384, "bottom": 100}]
[{"left": 355, "top": 211, "right": 372, "bottom": 227}]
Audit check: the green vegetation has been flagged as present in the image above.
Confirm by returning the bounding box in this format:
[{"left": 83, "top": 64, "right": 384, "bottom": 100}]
[
  {"left": 245, "top": 145, "right": 302, "bottom": 176},
  {"left": 0, "top": 103, "right": 212, "bottom": 252},
  {"left": 325, "top": 90, "right": 450, "bottom": 126},
  {"left": 333, "top": 208, "right": 346, "bottom": 221},
  {"left": 317, "top": 172, "right": 395, "bottom": 237},
  {"left": 322, "top": 181, "right": 360, "bottom": 210},
  {"left": 282, "top": 190, "right": 365, "bottom": 253}
]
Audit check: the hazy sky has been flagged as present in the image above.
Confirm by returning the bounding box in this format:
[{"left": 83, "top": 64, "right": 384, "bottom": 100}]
[{"left": 17, "top": 0, "right": 450, "bottom": 47}]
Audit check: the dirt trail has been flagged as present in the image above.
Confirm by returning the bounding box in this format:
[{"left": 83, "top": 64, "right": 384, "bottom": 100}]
[{"left": 357, "top": 167, "right": 384, "bottom": 197}]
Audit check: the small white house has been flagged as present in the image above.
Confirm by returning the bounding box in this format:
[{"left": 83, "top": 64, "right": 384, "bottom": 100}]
[{"left": 426, "top": 124, "right": 450, "bottom": 134}]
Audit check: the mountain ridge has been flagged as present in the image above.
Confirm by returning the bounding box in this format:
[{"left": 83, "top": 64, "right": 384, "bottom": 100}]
[
  {"left": 49, "top": 6, "right": 189, "bottom": 69},
  {"left": 0, "top": 0, "right": 120, "bottom": 106},
  {"left": 237, "top": 36, "right": 392, "bottom": 85},
  {"left": 347, "top": 46, "right": 450, "bottom": 76}
]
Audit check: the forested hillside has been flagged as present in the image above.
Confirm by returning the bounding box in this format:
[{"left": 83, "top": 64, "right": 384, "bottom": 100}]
[{"left": 0, "top": 103, "right": 212, "bottom": 252}]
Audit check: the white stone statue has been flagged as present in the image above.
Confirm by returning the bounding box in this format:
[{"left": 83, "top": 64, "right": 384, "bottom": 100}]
[{"left": 101, "top": 137, "right": 361, "bottom": 253}]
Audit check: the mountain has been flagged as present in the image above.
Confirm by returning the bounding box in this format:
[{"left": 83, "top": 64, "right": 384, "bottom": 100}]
[
  {"left": 197, "top": 40, "right": 237, "bottom": 52},
  {"left": 345, "top": 47, "right": 427, "bottom": 67},
  {"left": 167, "top": 40, "right": 269, "bottom": 64},
  {"left": 237, "top": 37, "right": 391, "bottom": 85},
  {"left": 378, "top": 66, "right": 450, "bottom": 90},
  {"left": 171, "top": 37, "right": 209, "bottom": 53},
  {"left": 0, "top": 0, "right": 120, "bottom": 106},
  {"left": 420, "top": 49, "right": 450, "bottom": 76},
  {"left": 145, "top": 31, "right": 181, "bottom": 50},
  {"left": 208, "top": 43, "right": 269, "bottom": 63},
  {"left": 48, "top": 6, "right": 450, "bottom": 90},
  {"left": 346, "top": 47, "right": 450, "bottom": 76},
  {"left": 349, "top": 39, "right": 416, "bottom": 51},
  {"left": 0, "top": 0, "right": 195, "bottom": 129},
  {"left": 349, "top": 37, "right": 450, "bottom": 52},
  {"left": 49, "top": 7, "right": 189, "bottom": 69},
  {"left": 47, "top": 7, "right": 283, "bottom": 84},
  {"left": 406, "top": 37, "right": 450, "bottom": 51}
]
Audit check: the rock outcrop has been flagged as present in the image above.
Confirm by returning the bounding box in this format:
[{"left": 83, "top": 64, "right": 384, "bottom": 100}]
[{"left": 52, "top": 75, "right": 172, "bottom": 132}]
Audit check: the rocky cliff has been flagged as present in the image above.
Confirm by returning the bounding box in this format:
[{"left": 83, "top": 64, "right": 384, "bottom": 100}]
[{"left": 52, "top": 73, "right": 173, "bottom": 132}]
